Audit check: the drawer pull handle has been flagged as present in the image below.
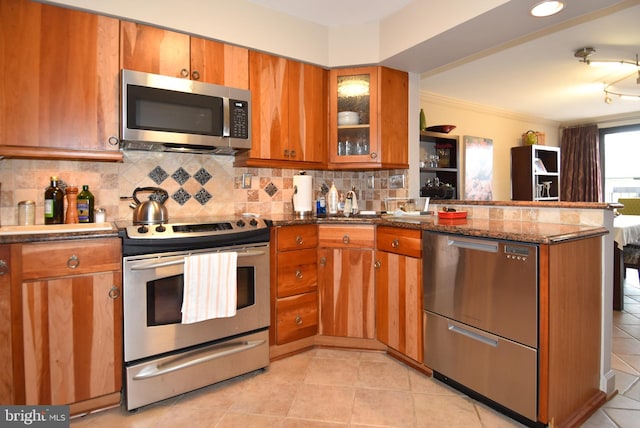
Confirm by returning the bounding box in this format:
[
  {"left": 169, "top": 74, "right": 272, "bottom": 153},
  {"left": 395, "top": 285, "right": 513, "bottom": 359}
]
[
  {"left": 108, "top": 286, "right": 121, "bottom": 299},
  {"left": 342, "top": 235, "right": 350, "bottom": 244},
  {"left": 319, "top": 256, "right": 326, "bottom": 266},
  {"left": 67, "top": 255, "right": 80, "bottom": 269},
  {"left": 295, "top": 269, "right": 303, "bottom": 279},
  {"left": 295, "top": 315, "right": 303, "bottom": 325},
  {"left": 0, "top": 260, "right": 7, "bottom": 276},
  {"left": 391, "top": 239, "right": 400, "bottom": 249},
  {"left": 296, "top": 235, "right": 304, "bottom": 246},
  {"left": 374, "top": 260, "right": 381, "bottom": 269}
]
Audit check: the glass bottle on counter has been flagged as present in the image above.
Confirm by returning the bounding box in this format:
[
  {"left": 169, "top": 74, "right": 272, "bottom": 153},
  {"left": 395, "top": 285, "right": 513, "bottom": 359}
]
[
  {"left": 44, "top": 176, "right": 64, "bottom": 224},
  {"left": 77, "top": 185, "right": 95, "bottom": 223}
]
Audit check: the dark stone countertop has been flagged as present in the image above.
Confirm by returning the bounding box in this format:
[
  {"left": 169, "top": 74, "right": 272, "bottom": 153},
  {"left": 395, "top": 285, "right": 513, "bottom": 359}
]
[{"left": 269, "top": 213, "right": 608, "bottom": 244}]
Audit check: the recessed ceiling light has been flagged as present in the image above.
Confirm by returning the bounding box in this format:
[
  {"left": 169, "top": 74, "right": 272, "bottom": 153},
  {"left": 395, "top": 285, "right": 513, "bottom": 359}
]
[{"left": 530, "top": 1, "right": 564, "bottom": 17}]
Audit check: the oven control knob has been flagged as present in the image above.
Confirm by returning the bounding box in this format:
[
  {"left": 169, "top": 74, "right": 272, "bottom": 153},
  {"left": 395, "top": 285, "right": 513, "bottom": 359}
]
[
  {"left": 137, "top": 225, "right": 149, "bottom": 234},
  {"left": 249, "top": 218, "right": 258, "bottom": 227},
  {"left": 155, "top": 225, "right": 166, "bottom": 233},
  {"left": 236, "top": 219, "right": 246, "bottom": 227}
]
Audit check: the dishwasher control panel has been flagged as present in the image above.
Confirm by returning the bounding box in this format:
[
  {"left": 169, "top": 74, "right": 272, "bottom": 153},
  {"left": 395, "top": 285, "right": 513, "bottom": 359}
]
[{"left": 504, "top": 244, "right": 532, "bottom": 261}]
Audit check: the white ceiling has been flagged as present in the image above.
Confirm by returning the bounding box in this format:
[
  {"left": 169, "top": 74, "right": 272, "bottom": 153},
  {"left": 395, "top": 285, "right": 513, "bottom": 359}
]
[{"left": 250, "top": 0, "right": 640, "bottom": 124}]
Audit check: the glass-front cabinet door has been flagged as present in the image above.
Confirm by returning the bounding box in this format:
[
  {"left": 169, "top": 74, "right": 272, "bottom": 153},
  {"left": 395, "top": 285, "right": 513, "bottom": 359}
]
[{"left": 329, "top": 67, "right": 379, "bottom": 166}]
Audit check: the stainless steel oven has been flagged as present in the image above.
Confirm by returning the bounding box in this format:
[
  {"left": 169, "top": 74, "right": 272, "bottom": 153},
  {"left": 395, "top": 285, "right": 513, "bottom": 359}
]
[{"left": 119, "top": 218, "right": 271, "bottom": 410}]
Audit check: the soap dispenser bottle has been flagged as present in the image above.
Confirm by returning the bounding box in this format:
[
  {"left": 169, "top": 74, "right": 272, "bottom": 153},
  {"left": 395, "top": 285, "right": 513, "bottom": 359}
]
[{"left": 327, "top": 182, "right": 338, "bottom": 215}]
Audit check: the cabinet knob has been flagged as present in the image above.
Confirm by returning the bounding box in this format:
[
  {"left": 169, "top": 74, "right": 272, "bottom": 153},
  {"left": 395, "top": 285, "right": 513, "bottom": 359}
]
[
  {"left": 370, "top": 152, "right": 378, "bottom": 159},
  {"left": 191, "top": 70, "right": 201, "bottom": 80},
  {"left": 289, "top": 150, "right": 297, "bottom": 158},
  {"left": 108, "top": 286, "right": 121, "bottom": 299},
  {"left": 108, "top": 136, "right": 119, "bottom": 146},
  {"left": 180, "top": 68, "right": 189, "bottom": 78},
  {"left": 0, "top": 260, "right": 8, "bottom": 276},
  {"left": 66, "top": 254, "right": 80, "bottom": 269},
  {"left": 374, "top": 260, "right": 381, "bottom": 269},
  {"left": 295, "top": 235, "right": 304, "bottom": 246},
  {"left": 391, "top": 239, "right": 400, "bottom": 249},
  {"left": 295, "top": 314, "right": 303, "bottom": 325},
  {"left": 284, "top": 149, "right": 289, "bottom": 157},
  {"left": 295, "top": 269, "right": 303, "bottom": 280},
  {"left": 342, "top": 235, "right": 350, "bottom": 244},
  {"left": 319, "top": 256, "right": 326, "bottom": 266}
]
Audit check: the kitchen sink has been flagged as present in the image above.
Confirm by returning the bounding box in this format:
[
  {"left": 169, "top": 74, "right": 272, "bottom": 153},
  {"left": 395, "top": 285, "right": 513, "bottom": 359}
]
[{"left": 0, "top": 223, "right": 114, "bottom": 235}]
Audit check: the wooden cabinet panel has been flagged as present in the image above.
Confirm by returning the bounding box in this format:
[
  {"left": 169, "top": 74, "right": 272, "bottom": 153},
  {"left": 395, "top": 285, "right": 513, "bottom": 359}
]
[
  {"left": 275, "top": 291, "right": 318, "bottom": 344},
  {"left": 120, "top": 21, "right": 190, "bottom": 78},
  {"left": 276, "top": 248, "right": 317, "bottom": 297},
  {"left": 375, "top": 250, "right": 423, "bottom": 362},
  {"left": 121, "top": 22, "right": 249, "bottom": 88},
  {"left": 21, "top": 271, "right": 122, "bottom": 405},
  {"left": 237, "top": 51, "right": 327, "bottom": 167},
  {"left": 318, "top": 224, "right": 374, "bottom": 248},
  {"left": 318, "top": 247, "right": 375, "bottom": 339},
  {"left": 21, "top": 238, "right": 122, "bottom": 280},
  {"left": 0, "top": 245, "right": 14, "bottom": 404},
  {"left": 376, "top": 226, "right": 422, "bottom": 258},
  {"left": 0, "top": 0, "right": 121, "bottom": 160},
  {"left": 276, "top": 224, "right": 318, "bottom": 251}
]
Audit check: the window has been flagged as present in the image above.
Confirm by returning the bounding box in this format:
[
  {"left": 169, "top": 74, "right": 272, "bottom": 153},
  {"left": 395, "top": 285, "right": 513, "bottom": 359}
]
[{"left": 601, "top": 124, "right": 640, "bottom": 202}]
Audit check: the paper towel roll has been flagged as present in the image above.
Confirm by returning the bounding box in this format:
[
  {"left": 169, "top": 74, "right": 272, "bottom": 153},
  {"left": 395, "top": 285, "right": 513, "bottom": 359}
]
[{"left": 293, "top": 174, "right": 313, "bottom": 215}]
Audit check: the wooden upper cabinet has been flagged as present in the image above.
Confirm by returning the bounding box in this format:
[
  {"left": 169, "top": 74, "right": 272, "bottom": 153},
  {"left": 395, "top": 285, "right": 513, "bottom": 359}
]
[
  {"left": 0, "top": 0, "right": 121, "bottom": 161},
  {"left": 120, "top": 22, "right": 249, "bottom": 89},
  {"left": 235, "top": 51, "right": 327, "bottom": 168},
  {"left": 329, "top": 66, "right": 408, "bottom": 169}
]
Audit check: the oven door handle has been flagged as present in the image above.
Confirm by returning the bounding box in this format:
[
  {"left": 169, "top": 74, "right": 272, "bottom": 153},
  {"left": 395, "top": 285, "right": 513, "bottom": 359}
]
[
  {"left": 132, "top": 339, "right": 266, "bottom": 380},
  {"left": 129, "top": 249, "right": 267, "bottom": 270}
]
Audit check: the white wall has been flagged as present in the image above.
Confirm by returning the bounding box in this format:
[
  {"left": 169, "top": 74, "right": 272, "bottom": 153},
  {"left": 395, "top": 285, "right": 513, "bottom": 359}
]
[{"left": 419, "top": 92, "right": 561, "bottom": 201}]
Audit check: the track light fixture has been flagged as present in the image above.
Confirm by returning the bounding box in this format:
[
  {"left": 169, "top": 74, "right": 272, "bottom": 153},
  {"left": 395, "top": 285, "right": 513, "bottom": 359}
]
[{"left": 575, "top": 47, "right": 640, "bottom": 103}]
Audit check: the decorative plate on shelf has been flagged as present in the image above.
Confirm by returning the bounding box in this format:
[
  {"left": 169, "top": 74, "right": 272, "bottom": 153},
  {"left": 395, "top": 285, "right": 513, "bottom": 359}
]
[{"left": 425, "top": 125, "right": 456, "bottom": 134}]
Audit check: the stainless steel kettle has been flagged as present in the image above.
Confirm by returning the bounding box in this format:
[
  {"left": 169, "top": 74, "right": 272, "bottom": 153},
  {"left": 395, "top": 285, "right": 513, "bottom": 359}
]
[{"left": 130, "top": 187, "right": 169, "bottom": 225}]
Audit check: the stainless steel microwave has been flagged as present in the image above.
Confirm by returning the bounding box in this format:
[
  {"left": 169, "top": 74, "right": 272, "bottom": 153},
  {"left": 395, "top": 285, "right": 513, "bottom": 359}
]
[{"left": 120, "top": 69, "right": 251, "bottom": 155}]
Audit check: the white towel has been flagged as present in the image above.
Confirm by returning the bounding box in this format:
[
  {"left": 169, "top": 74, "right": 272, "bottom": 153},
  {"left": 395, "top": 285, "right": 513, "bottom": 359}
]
[{"left": 181, "top": 252, "right": 237, "bottom": 324}]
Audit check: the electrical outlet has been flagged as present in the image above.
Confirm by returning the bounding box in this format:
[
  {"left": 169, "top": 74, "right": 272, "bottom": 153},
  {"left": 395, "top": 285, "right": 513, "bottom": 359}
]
[{"left": 241, "top": 173, "right": 252, "bottom": 189}]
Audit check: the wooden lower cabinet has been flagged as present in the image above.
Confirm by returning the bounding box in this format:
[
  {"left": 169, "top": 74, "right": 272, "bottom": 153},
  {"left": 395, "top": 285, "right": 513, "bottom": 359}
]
[
  {"left": 318, "top": 225, "right": 375, "bottom": 339},
  {"left": 0, "top": 245, "right": 15, "bottom": 404},
  {"left": 270, "top": 225, "right": 319, "bottom": 346},
  {"left": 375, "top": 226, "right": 423, "bottom": 363},
  {"left": 12, "top": 238, "right": 122, "bottom": 410}
]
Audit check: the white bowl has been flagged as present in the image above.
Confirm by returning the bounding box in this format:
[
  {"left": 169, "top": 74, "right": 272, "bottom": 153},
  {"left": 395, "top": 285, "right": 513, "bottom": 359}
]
[{"left": 338, "top": 111, "right": 359, "bottom": 125}]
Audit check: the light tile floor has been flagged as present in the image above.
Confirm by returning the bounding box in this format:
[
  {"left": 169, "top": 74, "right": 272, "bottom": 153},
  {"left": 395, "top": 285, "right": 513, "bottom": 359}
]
[{"left": 71, "top": 273, "right": 640, "bottom": 428}]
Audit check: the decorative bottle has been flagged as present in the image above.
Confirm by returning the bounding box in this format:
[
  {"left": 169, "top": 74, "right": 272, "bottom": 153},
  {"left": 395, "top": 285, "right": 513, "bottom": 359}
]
[
  {"left": 316, "top": 187, "right": 326, "bottom": 218},
  {"left": 65, "top": 186, "right": 79, "bottom": 224},
  {"left": 419, "top": 108, "right": 426, "bottom": 131},
  {"left": 77, "top": 185, "right": 95, "bottom": 223},
  {"left": 44, "top": 176, "right": 64, "bottom": 224},
  {"left": 327, "top": 182, "right": 339, "bottom": 215}
]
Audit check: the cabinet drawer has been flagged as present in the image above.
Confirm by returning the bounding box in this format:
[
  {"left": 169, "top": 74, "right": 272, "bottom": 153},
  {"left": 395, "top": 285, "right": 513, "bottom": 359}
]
[
  {"left": 276, "top": 248, "right": 317, "bottom": 297},
  {"left": 21, "top": 238, "right": 121, "bottom": 280},
  {"left": 318, "top": 225, "right": 374, "bottom": 248},
  {"left": 276, "top": 291, "right": 318, "bottom": 344},
  {"left": 376, "top": 226, "right": 422, "bottom": 258},
  {"left": 276, "top": 225, "right": 318, "bottom": 251}
]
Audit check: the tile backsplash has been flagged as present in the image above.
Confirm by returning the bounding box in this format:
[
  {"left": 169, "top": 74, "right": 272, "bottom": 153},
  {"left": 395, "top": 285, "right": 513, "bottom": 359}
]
[{"left": 0, "top": 151, "right": 408, "bottom": 225}]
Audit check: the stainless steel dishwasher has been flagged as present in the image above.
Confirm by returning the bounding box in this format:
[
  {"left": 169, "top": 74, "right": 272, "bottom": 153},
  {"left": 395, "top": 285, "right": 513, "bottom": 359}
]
[{"left": 423, "top": 231, "right": 539, "bottom": 424}]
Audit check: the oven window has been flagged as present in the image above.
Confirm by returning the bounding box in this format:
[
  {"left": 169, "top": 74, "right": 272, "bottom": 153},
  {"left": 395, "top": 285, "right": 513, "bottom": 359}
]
[{"left": 146, "top": 267, "right": 256, "bottom": 326}]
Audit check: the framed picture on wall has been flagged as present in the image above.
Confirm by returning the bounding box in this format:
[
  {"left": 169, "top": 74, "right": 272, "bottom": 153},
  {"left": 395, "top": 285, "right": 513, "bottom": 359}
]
[{"left": 464, "top": 136, "right": 493, "bottom": 200}]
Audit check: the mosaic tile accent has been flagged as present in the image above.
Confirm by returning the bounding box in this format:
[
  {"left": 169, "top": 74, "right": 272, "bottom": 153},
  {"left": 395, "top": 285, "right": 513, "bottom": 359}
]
[
  {"left": 194, "top": 188, "right": 212, "bottom": 205},
  {"left": 149, "top": 166, "right": 169, "bottom": 184},
  {"left": 194, "top": 168, "right": 212, "bottom": 185},
  {"left": 172, "top": 188, "right": 191, "bottom": 206},
  {"left": 172, "top": 167, "right": 191, "bottom": 185},
  {"left": 264, "top": 182, "right": 278, "bottom": 197}
]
